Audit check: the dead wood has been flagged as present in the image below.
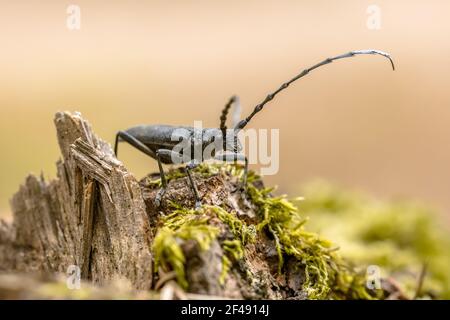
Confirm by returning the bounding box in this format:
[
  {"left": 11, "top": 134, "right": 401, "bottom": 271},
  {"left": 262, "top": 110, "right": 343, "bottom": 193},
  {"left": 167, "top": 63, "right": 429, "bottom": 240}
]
[
  {"left": 0, "top": 112, "right": 153, "bottom": 290},
  {"left": 0, "top": 111, "right": 382, "bottom": 300}
]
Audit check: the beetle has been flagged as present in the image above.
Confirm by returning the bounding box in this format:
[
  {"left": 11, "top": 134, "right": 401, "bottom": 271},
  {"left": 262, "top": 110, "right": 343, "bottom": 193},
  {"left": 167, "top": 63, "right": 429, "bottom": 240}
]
[{"left": 114, "top": 49, "right": 395, "bottom": 208}]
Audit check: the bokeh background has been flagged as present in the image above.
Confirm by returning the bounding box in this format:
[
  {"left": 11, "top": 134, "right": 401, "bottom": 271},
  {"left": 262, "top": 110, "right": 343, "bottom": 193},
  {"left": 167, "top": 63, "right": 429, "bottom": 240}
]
[{"left": 1, "top": 1, "right": 450, "bottom": 223}]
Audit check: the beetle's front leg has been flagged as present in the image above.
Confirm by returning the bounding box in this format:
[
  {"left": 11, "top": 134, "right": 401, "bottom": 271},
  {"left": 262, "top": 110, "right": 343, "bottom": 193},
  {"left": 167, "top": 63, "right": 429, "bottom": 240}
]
[
  {"left": 154, "top": 149, "right": 170, "bottom": 207},
  {"left": 154, "top": 149, "right": 202, "bottom": 209},
  {"left": 153, "top": 149, "right": 184, "bottom": 207},
  {"left": 185, "top": 161, "right": 202, "bottom": 209},
  {"left": 215, "top": 153, "right": 248, "bottom": 193},
  {"left": 114, "top": 132, "right": 168, "bottom": 207}
]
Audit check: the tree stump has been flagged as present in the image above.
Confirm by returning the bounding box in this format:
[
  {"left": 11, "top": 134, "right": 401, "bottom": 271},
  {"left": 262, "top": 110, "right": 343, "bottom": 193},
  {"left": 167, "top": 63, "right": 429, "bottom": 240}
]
[
  {"left": 0, "top": 112, "right": 153, "bottom": 290},
  {"left": 0, "top": 111, "right": 390, "bottom": 299}
]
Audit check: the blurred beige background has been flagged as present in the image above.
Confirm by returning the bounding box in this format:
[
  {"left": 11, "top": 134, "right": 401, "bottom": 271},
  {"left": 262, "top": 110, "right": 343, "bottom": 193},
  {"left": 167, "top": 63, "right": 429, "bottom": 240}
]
[{"left": 1, "top": 1, "right": 450, "bottom": 221}]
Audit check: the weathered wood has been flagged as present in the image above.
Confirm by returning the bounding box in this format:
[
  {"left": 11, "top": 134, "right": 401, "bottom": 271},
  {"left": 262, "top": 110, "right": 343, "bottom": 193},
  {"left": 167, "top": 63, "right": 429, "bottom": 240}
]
[
  {"left": 0, "top": 112, "right": 153, "bottom": 289},
  {"left": 0, "top": 111, "right": 287, "bottom": 298},
  {"left": 80, "top": 179, "right": 97, "bottom": 279}
]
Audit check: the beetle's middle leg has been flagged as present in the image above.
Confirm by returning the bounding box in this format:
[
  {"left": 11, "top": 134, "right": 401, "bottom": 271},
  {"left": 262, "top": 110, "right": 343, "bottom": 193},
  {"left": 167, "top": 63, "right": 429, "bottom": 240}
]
[
  {"left": 185, "top": 161, "right": 202, "bottom": 209},
  {"left": 154, "top": 149, "right": 171, "bottom": 207},
  {"left": 153, "top": 149, "right": 202, "bottom": 209}
]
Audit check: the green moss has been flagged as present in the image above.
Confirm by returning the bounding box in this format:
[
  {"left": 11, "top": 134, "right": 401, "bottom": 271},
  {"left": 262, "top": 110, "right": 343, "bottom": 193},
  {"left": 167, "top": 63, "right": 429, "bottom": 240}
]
[
  {"left": 153, "top": 201, "right": 254, "bottom": 290},
  {"left": 152, "top": 204, "right": 220, "bottom": 289},
  {"left": 151, "top": 164, "right": 450, "bottom": 299},
  {"left": 240, "top": 168, "right": 373, "bottom": 299},
  {"left": 220, "top": 239, "right": 245, "bottom": 285},
  {"left": 144, "top": 163, "right": 223, "bottom": 188},
  {"left": 208, "top": 206, "right": 257, "bottom": 285},
  {"left": 297, "top": 180, "right": 450, "bottom": 299},
  {"left": 209, "top": 206, "right": 256, "bottom": 244}
]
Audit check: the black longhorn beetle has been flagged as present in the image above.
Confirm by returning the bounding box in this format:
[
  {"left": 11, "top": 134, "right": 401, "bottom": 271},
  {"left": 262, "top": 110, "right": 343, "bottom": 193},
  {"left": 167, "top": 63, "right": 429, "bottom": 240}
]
[{"left": 114, "top": 49, "right": 395, "bottom": 208}]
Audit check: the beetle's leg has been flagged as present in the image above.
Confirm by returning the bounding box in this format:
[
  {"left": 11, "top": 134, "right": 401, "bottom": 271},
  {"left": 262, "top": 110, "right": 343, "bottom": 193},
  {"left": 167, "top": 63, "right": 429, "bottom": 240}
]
[
  {"left": 215, "top": 153, "right": 248, "bottom": 193},
  {"left": 114, "top": 131, "right": 168, "bottom": 207},
  {"left": 114, "top": 131, "right": 157, "bottom": 159},
  {"left": 153, "top": 149, "right": 185, "bottom": 207},
  {"left": 155, "top": 150, "right": 202, "bottom": 209},
  {"left": 153, "top": 149, "right": 203, "bottom": 208},
  {"left": 186, "top": 161, "right": 202, "bottom": 209},
  {"left": 114, "top": 133, "right": 120, "bottom": 156},
  {"left": 154, "top": 150, "right": 169, "bottom": 207}
]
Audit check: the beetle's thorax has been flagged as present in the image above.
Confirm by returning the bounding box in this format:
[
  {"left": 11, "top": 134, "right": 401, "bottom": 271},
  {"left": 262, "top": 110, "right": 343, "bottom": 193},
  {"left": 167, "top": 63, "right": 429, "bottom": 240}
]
[{"left": 197, "top": 128, "right": 242, "bottom": 160}]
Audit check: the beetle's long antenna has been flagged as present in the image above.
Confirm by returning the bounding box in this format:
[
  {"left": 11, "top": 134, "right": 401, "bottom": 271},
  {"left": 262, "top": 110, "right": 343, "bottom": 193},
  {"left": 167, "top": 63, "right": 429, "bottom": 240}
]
[
  {"left": 231, "top": 96, "right": 241, "bottom": 128},
  {"left": 220, "top": 95, "right": 237, "bottom": 132},
  {"left": 234, "top": 49, "right": 395, "bottom": 131}
]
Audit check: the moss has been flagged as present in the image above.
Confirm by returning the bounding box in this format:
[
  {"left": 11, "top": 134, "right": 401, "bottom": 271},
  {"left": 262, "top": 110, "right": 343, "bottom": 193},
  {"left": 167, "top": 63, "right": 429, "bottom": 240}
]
[
  {"left": 152, "top": 201, "right": 253, "bottom": 290},
  {"left": 151, "top": 164, "right": 450, "bottom": 299},
  {"left": 144, "top": 163, "right": 223, "bottom": 188},
  {"left": 208, "top": 206, "right": 256, "bottom": 284},
  {"left": 151, "top": 165, "right": 375, "bottom": 299},
  {"left": 297, "top": 180, "right": 450, "bottom": 299},
  {"left": 237, "top": 170, "right": 354, "bottom": 299},
  {"left": 220, "top": 239, "right": 245, "bottom": 285},
  {"left": 152, "top": 204, "right": 220, "bottom": 289},
  {"left": 209, "top": 206, "right": 256, "bottom": 244}
]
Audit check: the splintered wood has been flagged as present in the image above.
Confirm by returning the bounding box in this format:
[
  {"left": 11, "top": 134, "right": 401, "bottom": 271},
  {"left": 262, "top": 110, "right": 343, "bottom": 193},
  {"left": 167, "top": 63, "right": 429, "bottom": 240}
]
[{"left": 0, "top": 112, "right": 153, "bottom": 289}]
